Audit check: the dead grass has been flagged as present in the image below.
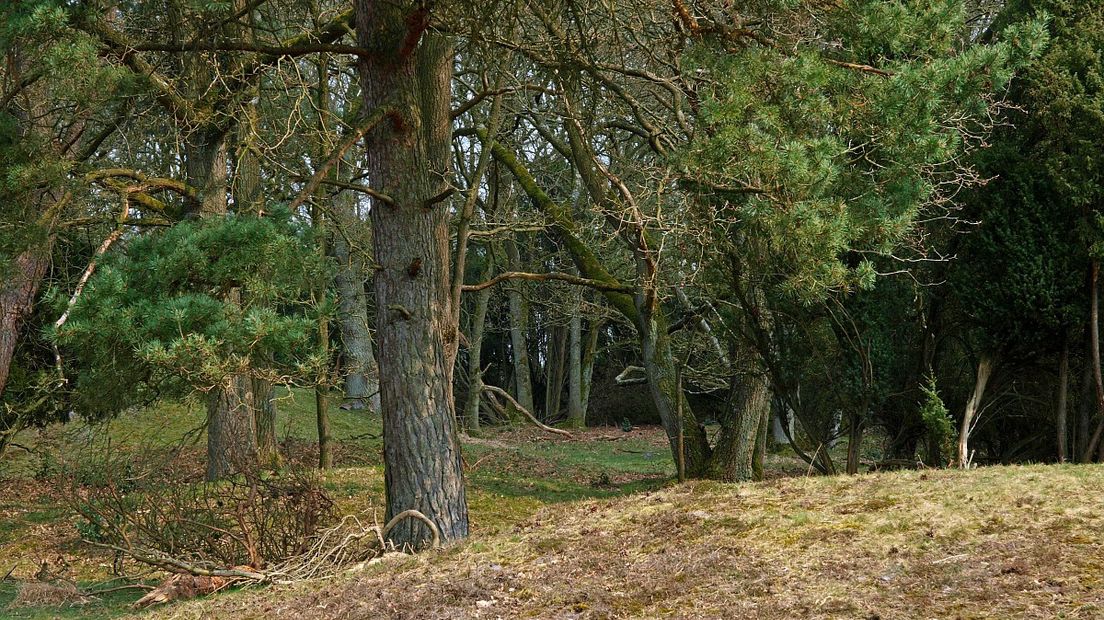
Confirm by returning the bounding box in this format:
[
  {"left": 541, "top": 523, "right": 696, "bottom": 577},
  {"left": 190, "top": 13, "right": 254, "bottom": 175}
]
[{"left": 135, "top": 464, "right": 1104, "bottom": 619}]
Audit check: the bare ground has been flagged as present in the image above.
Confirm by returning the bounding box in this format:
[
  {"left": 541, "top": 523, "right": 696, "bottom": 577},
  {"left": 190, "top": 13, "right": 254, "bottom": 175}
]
[{"left": 143, "top": 464, "right": 1104, "bottom": 620}]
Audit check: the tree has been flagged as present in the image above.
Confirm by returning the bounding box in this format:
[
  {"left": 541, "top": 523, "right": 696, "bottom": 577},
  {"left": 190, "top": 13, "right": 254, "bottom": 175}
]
[{"left": 356, "top": 0, "right": 468, "bottom": 547}]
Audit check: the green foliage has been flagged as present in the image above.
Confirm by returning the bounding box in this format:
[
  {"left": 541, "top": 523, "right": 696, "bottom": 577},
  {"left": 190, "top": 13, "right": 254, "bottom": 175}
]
[
  {"left": 54, "top": 214, "right": 331, "bottom": 419},
  {"left": 919, "top": 376, "right": 954, "bottom": 460},
  {"left": 681, "top": 0, "right": 1039, "bottom": 302}
]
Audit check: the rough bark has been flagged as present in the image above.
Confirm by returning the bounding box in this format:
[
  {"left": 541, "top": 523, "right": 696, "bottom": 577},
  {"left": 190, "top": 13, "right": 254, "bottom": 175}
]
[
  {"left": 206, "top": 374, "right": 258, "bottom": 480},
  {"left": 187, "top": 126, "right": 258, "bottom": 480},
  {"left": 0, "top": 247, "right": 53, "bottom": 397},
  {"left": 707, "top": 366, "right": 772, "bottom": 482},
  {"left": 358, "top": 0, "right": 468, "bottom": 546},
  {"left": 958, "top": 354, "right": 994, "bottom": 468}
]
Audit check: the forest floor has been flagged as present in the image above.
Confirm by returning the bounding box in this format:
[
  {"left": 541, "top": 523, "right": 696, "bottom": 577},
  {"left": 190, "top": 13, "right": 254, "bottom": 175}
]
[{"left": 1, "top": 395, "right": 1102, "bottom": 619}]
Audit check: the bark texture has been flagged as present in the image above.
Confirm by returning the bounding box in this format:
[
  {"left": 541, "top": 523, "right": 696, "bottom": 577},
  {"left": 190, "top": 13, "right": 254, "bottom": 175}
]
[{"left": 358, "top": 0, "right": 468, "bottom": 546}]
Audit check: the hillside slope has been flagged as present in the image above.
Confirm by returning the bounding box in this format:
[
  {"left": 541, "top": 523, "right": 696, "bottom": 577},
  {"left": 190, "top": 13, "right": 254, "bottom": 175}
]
[{"left": 147, "top": 465, "right": 1104, "bottom": 619}]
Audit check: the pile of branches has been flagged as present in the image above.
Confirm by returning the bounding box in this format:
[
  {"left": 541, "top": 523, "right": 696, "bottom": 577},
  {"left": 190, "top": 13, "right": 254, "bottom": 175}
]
[{"left": 69, "top": 462, "right": 439, "bottom": 606}]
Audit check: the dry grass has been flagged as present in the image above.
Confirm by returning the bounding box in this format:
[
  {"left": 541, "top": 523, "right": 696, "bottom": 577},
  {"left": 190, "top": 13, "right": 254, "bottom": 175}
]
[{"left": 137, "top": 464, "right": 1104, "bottom": 619}]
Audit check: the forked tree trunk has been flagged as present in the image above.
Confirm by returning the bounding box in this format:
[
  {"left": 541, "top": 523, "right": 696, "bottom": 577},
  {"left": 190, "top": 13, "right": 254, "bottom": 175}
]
[
  {"left": 358, "top": 0, "right": 468, "bottom": 546},
  {"left": 708, "top": 367, "right": 771, "bottom": 482},
  {"left": 958, "top": 354, "right": 994, "bottom": 469},
  {"left": 639, "top": 316, "right": 711, "bottom": 477},
  {"left": 544, "top": 325, "right": 568, "bottom": 420}
]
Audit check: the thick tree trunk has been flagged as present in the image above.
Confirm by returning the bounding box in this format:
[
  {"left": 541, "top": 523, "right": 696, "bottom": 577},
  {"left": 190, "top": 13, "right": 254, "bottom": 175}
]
[
  {"left": 708, "top": 367, "right": 771, "bottom": 482},
  {"left": 358, "top": 0, "right": 467, "bottom": 547},
  {"left": 565, "top": 311, "right": 585, "bottom": 428},
  {"left": 206, "top": 374, "right": 258, "bottom": 480},
  {"left": 1057, "top": 339, "right": 1070, "bottom": 463},
  {"left": 958, "top": 354, "right": 994, "bottom": 468},
  {"left": 0, "top": 246, "right": 53, "bottom": 397}
]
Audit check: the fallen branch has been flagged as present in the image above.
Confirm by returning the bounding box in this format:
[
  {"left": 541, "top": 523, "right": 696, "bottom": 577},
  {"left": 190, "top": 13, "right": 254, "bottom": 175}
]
[
  {"left": 481, "top": 385, "right": 573, "bottom": 438},
  {"left": 615, "top": 365, "right": 647, "bottom": 386}
]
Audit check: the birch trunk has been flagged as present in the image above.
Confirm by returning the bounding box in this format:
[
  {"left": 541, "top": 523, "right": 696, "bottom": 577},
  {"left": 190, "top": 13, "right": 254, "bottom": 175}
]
[{"left": 958, "top": 354, "right": 994, "bottom": 468}]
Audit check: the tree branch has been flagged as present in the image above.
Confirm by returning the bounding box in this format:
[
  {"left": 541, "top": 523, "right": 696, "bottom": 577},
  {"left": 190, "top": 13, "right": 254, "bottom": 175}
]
[{"left": 462, "top": 271, "right": 634, "bottom": 293}]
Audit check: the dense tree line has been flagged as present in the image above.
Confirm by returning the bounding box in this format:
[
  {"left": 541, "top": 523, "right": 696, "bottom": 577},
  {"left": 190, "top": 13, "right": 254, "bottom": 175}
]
[{"left": 0, "top": 0, "right": 1097, "bottom": 548}]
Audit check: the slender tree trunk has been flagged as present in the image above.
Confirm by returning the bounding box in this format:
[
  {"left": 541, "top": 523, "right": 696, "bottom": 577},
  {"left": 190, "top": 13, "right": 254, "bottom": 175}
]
[
  {"left": 358, "top": 0, "right": 467, "bottom": 546},
  {"left": 503, "top": 237, "right": 536, "bottom": 414},
  {"left": 332, "top": 188, "right": 380, "bottom": 413},
  {"left": 958, "top": 354, "right": 994, "bottom": 468},
  {"left": 544, "top": 325, "right": 568, "bottom": 420},
  {"left": 579, "top": 318, "right": 601, "bottom": 417},
  {"left": 846, "top": 412, "right": 864, "bottom": 475},
  {"left": 639, "top": 316, "right": 711, "bottom": 477},
  {"left": 751, "top": 399, "right": 770, "bottom": 480},
  {"left": 464, "top": 256, "right": 494, "bottom": 433},
  {"left": 1057, "top": 339, "right": 1070, "bottom": 463},
  {"left": 1077, "top": 351, "right": 1093, "bottom": 462},
  {"left": 1086, "top": 263, "right": 1104, "bottom": 462},
  {"left": 566, "top": 310, "right": 585, "bottom": 428}
]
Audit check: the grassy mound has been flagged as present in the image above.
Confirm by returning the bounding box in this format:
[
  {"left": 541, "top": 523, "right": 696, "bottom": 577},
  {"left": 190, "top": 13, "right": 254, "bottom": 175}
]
[{"left": 142, "top": 465, "right": 1104, "bottom": 619}]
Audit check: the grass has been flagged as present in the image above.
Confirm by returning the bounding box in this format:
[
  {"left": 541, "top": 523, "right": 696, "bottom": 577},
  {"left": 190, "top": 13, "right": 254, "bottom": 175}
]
[{"left": 2, "top": 395, "right": 1102, "bottom": 618}]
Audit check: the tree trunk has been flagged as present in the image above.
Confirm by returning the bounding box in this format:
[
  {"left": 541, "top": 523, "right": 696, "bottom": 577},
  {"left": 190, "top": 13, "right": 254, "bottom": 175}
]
[
  {"left": 253, "top": 377, "right": 279, "bottom": 467},
  {"left": 357, "top": 0, "right": 467, "bottom": 547},
  {"left": 579, "top": 318, "right": 601, "bottom": 418},
  {"left": 751, "top": 398, "right": 770, "bottom": 480},
  {"left": 544, "top": 325, "right": 568, "bottom": 421},
  {"left": 504, "top": 237, "right": 536, "bottom": 414},
  {"left": 187, "top": 125, "right": 259, "bottom": 480},
  {"left": 708, "top": 367, "right": 771, "bottom": 482},
  {"left": 0, "top": 246, "right": 53, "bottom": 397},
  {"left": 1077, "top": 350, "right": 1093, "bottom": 462},
  {"left": 846, "top": 412, "right": 864, "bottom": 475},
  {"left": 958, "top": 354, "right": 994, "bottom": 468},
  {"left": 639, "top": 316, "right": 711, "bottom": 477},
  {"left": 332, "top": 193, "right": 380, "bottom": 413},
  {"left": 1057, "top": 339, "right": 1070, "bottom": 463},
  {"left": 206, "top": 374, "right": 258, "bottom": 480},
  {"left": 464, "top": 256, "right": 494, "bottom": 433},
  {"left": 565, "top": 310, "right": 585, "bottom": 428}
]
